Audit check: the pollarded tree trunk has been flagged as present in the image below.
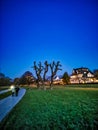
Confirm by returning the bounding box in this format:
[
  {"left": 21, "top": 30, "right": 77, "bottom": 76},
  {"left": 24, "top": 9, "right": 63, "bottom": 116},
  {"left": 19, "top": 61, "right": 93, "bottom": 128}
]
[
  {"left": 32, "top": 61, "right": 43, "bottom": 89},
  {"left": 36, "top": 79, "right": 40, "bottom": 88},
  {"left": 49, "top": 61, "right": 62, "bottom": 89},
  {"left": 32, "top": 61, "right": 62, "bottom": 90},
  {"left": 42, "top": 61, "right": 49, "bottom": 90},
  {"left": 50, "top": 75, "right": 54, "bottom": 90}
]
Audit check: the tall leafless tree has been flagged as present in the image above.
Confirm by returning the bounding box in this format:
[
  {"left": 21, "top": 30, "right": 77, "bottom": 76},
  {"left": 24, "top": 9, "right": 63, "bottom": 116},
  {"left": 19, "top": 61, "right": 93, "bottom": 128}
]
[
  {"left": 42, "top": 61, "right": 49, "bottom": 90},
  {"left": 33, "top": 61, "right": 62, "bottom": 90},
  {"left": 43, "top": 61, "right": 49, "bottom": 81},
  {"left": 50, "top": 61, "right": 62, "bottom": 89},
  {"left": 33, "top": 61, "right": 43, "bottom": 89}
]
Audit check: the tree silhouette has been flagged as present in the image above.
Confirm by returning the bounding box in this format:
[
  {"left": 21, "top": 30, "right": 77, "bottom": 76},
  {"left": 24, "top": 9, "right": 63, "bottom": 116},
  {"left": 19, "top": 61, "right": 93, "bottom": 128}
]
[
  {"left": 0, "top": 73, "right": 11, "bottom": 86},
  {"left": 62, "top": 72, "right": 70, "bottom": 85},
  {"left": 50, "top": 61, "right": 62, "bottom": 89},
  {"left": 93, "top": 69, "right": 98, "bottom": 79},
  {"left": 19, "top": 71, "right": 34, "bottom": 85},
  {"left": 32, "top": 61, "right": 62, "bottom": 89},
  {"left": 33, "top": 61, "right": 43, "bottom": 89},
  {"left": 42, "top": 61, "right": 49, "bottom": 90},
  {"left": 14, "top": 78, "right": 20, "bottom": 85}
]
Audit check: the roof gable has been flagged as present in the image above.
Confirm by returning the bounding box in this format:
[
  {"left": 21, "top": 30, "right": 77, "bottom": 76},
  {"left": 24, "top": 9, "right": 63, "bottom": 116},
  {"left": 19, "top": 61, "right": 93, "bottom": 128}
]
[{"left": 72, "top": 67, "right": 94, "bottom": 77}]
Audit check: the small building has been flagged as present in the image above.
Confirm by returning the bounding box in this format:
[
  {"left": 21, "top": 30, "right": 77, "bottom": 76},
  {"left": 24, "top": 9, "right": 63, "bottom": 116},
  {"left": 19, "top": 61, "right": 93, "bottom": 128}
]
[
  {"left": 70, "top": 67, "right": 95, "bottom": 84},
  {"left": 53, "top": 76, "right": 64, "bottom": 85}
]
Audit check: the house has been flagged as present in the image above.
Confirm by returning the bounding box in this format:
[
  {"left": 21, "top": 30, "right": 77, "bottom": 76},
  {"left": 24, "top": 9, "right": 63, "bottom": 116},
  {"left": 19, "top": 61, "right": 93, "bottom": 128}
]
[
  {"left": 53, "top": 75, "right": 64, "bottom": 85},
  {"left": 70, "top": 67, "right": 95, "bottom": 84},
  {"left": 46, "top": 75, "right": 64, "bottom": 85}
]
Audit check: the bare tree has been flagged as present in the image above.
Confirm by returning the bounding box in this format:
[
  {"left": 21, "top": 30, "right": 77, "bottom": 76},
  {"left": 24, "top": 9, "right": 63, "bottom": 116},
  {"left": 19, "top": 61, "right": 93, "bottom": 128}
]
[
  {"left": 33, "top": 61, "right": 62, "bottom": 90},
  {"left": 42, "top": 61, "right": 49, "bottom": 90},
  {"left": 50, "top": 61, "right": 62, "bottom": 89},
  {"left": 33, "top": 61, "right": 43, "bottom": 89},
  {"left": 43, "top": 61, "right": 49, "bottom": 81},
  {"left": 62, "top": 72, "right": 70, "bottom": 85}
]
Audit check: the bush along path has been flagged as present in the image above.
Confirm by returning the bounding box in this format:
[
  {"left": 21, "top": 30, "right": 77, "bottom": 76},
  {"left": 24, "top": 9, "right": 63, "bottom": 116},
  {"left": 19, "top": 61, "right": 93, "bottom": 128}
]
[{"left": 0, "top": 88, "right": 26, "bottom": 122}]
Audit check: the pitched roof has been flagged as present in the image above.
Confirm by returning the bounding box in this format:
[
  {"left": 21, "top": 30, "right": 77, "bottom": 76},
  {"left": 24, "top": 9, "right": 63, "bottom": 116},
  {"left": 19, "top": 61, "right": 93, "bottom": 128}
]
[{"left": 72, "top": 67, "right": 94, "bottom": 76}]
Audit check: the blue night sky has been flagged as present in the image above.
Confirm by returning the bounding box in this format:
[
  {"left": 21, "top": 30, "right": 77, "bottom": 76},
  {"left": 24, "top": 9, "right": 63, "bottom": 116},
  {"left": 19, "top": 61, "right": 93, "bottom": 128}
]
[{"left": 0, "top": 0, "right": 98, "bottom": 79}]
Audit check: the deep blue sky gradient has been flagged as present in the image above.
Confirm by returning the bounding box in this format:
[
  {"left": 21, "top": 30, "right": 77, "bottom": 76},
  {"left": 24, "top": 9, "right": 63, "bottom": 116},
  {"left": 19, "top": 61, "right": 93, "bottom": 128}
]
[{"left": 0, "top": 0, "right": 98, "bottom": 78}]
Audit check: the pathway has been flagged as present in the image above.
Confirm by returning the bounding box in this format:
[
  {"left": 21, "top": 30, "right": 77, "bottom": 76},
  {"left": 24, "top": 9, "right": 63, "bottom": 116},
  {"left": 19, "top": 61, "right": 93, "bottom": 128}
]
[{"left": 0, "top": 88, "right": 26, "bottom": 122}]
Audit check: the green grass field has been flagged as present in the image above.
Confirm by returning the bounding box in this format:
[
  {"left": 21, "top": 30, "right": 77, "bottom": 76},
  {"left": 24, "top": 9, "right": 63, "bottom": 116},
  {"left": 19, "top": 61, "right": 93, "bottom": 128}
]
[{"left": 0, "top": 86, "right": 98, "bottom": 130}]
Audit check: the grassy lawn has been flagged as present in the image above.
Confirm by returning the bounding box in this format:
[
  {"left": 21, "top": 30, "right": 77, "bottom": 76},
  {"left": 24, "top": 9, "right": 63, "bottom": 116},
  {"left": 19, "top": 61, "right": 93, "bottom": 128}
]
[
  {"left": 66, "top": 83, "right": 98, "bottom": 88},
  {"left": 0, "top": 86, "right": 98, "bottom": 129}
]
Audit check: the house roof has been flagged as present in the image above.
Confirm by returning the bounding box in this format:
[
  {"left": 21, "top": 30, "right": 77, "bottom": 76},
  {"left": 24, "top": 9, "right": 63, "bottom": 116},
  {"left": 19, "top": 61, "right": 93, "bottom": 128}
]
[
  {"left": 71, "top": 67, "right": 94, "bottom": 77},
  {"left": 47, "top": 75, "right": 63, "bottom": 81}
]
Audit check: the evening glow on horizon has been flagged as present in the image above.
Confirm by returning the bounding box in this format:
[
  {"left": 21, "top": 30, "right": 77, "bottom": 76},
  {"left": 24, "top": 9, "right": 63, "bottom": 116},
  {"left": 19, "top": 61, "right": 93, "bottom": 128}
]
[{"left": 0, "top": 0, "right": 98, "bottom": 79}]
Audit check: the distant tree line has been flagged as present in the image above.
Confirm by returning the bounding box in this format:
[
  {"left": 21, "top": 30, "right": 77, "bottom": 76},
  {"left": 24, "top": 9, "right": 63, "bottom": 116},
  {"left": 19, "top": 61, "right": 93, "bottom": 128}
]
[
  {"left": 0, "top": 65, "right": 98, "bottom": 88},
  {"left": 13, "top": 71, "right": 35, "bottom": 86},
  {"left": 11, "top": 61, "right": 69, "bottom": 90},
  {"left": 0, "top": 73, "right": 12, "bottom": 86},
  {"left": 93, "top": 69, "right": 98, "bottom": 79}
]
